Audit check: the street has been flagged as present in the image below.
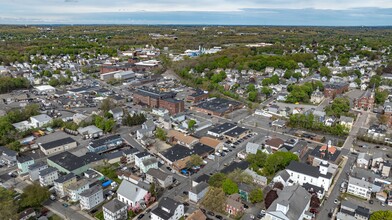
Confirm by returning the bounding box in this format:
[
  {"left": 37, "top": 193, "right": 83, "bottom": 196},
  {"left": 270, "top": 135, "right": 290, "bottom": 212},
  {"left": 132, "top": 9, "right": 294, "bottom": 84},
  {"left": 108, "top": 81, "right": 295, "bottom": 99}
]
[{"left": 43, "top": 200, "right": 93, "bottom": 220}]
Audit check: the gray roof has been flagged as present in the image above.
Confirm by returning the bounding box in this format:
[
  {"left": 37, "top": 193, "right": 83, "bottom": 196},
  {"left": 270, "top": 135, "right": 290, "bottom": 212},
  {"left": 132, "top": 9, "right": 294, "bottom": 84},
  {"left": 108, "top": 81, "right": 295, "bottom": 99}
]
[
  {"left": 191, "top": 182, "right": 209, "bottom": 194},
  {"left": 267, "top": 185, "right": 311, "bottom": 220},
  {"left": 151, "top": 197, "right": 182, "bottom": 220},
  {"left": 40, "top": 137, "right": 76, "bottom": 150},
  {"left": 117, "top": 180, "right": 148, "bottom": 202},
  {"left": 103, "top": 198, "right": 127, "bottom": 213},
  {"left": 31, "top": 114, "right": 52, "bottom": 122},
  {"left": 28, "top": 161, "right": 47, "bottom": 170},
  {"left": 276, "top": 170, "right": 291, "bottom": 182},
  {"left": 54, "top": 173, "right": 76, "bottom": 184},
  {"left": 80, "top": 185, "right": 102, "bottom": 197},
  {"left": 39, "top": 167, "right": 58, "bottom": 176},
  {"left": 146, "top": 168, "right": 171, "bottom": 181},
  {"left": 348, "top": 176, "right": 371, "bottom": 188},
  {"left": 17, "top": 155, "right": 34, "bottom": 163},
  {"left": 287, "top": 161, "right": 332, "bottom": 179}
]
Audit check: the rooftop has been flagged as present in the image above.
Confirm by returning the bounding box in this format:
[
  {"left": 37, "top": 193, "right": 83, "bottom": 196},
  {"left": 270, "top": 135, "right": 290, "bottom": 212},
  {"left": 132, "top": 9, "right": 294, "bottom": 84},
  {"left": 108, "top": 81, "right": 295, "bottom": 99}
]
[
  {"left": 102, "top": 198, "right": 127, "bottom": 213},
  {"left": 47, "top": 151, "right": 103, "bottom": 172},
  {"left": 146, "top": 168, "right": 171, "bottom": 180},
  {"left": 39, "top": 137, "right": 76, "bottom": 150},
  {"left": 39, "top": 167, "right": 58, "bottom": 176},
  {"left": 151, "top": 197, "right": 182, "bottom": 220},
  {"left": 286, "top": 161, "right": 332, "bottom": 179},
  {"left": 194, "top": 98, "right": 242, "bottom": 113},
  {"left": 79, "top": 185, "right": 102, "bottom": 197},
  {"left": 223, "top": 126, "right": 249, "bottom": 138},
  {"left": 54, "top": 173, "right": 76, "bottom": 184},
  {"left": 208, "top": 122, "right": 237, "bottom": 135},
  {"left": 162, "top": 144, "right": 214, "bottom": 163}
]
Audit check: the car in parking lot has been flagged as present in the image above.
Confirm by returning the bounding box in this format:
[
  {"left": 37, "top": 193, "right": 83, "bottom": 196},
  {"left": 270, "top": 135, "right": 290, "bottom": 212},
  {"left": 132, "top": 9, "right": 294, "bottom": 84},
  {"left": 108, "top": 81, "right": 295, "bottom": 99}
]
[
  {"left": 62, "top": 203, "right": 69, "bottom": 207},
  {"left": 207, "top": 211, "right": 215, "bottom": 216}
]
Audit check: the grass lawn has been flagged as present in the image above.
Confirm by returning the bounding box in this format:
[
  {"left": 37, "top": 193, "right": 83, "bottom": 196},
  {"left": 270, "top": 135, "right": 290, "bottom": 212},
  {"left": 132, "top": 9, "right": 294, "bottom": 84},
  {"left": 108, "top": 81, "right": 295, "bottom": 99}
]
[
  {"left": 95, "top": 210, "right": 104, "bottom": 220},
  {"left": 96, "top": 164, "right": 121, "bottom": 183},
  {"left": 48, "top": 214, "right": 63, "bottom": 220}
]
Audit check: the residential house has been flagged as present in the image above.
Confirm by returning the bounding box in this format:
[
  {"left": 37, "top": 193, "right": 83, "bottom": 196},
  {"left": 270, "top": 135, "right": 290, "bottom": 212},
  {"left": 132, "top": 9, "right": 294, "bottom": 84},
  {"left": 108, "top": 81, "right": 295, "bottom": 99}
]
[
  {"left": 0, "top": 146, "right": 17, "bottom": 166},
  {"left": 122, "top": 148, "right": 139, "bottom": 164},
  {"left": 186, "top": 209, "right": 207, "bottom": 220},
  {"left": 117, "top": 180, "right": 148, "bottom": 208},
  {"left": 136, "top": 120, "right": 156, "bottom": 141},
  {"left": 103, "top": 198, "right": 128, "bottom": 220},
  {"left": 336, "top": 200, "right": 370, "bottom": 220},
  {"left": 135, "top": 152, "right": 159, "bottom": 173},
  {"left": 346, "top": 176, "right": 372, "bottom": 200},
  {"left": 245, "top": 142, "right": 261, "bottom": 154},
  {"left": 109, "top": 108, "right": 124, "bottom": 121},
  {"left": 151, "top": 197, "right": 184, "bottom": 220},
  {"left": 39, "top": 167, "right": 59, "bottom": 187},
  {"left": 28, "top": 162, "right": 48, "bottom": 181},
  {"left": 80, "top": 185, "right": 104, "bottom": 210},
  {"left": 192, "top": 174, "right": 210, "bottom": 187},
  {"left": 189, "top": 182, "right": 209, "bottom": 203},
  {"left": 357, "top": 153, "right": 370, "bottom": 169},
  {"left": 54, "top": 173, "right": 77, "bottom": 198},
  {"left": 368, "top": 124, "right": 387, "bottom": 138},
  {"left": 265, "top": 184, "right": 312, "bottom": 220},
  {"left": 340, "top": 116, "right": 354, "bottom": 131},
  {"left": 226, "top": 194, "right": 245, "bottom": 216},
  {"left": 39, "top": 137, "right": 78, "bottom": 156},
  {"left": 273, "top": 170, "right": 292, "bottom": 187},
  {"left": 67, "top": 178, "right": 91, "bottom": 202},
  {"left": 244, "top": 168, "right": 267, "bottom": 186},
  {"left": 146, "top": 168, "right": 173, "bottom": 188},
  {"left": 17, "top": 155, "right": 34, "bottom": 175},
  {"left": 238, "top": 183, "right": 254, "bottom": 202},
  {"left": 19, "top": 208, "right": 36, "bottom": 220},
  {"left": 265, "top": 138, "right": 284, "bottom": 151}
]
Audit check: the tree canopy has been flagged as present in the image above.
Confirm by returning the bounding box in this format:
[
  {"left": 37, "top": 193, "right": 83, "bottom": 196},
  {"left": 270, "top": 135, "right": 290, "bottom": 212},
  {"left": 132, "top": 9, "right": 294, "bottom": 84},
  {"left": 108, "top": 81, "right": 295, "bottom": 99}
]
[
  {"left": 325, "top": 97, "right": 351, "bottom": 117},
  {"left": 264, "top": 152, "right": 299, "bottom": 175},
  {"left": 0, "top": 188, "right": 18, "bottom": 220},
  {"left": 249, "top": 188, "right": 264, "bottom": 204},
  {"left": 20, "top": 183, "right": 50, "bottom": 208},
  {"left": 369, "top": 210, "right": 392, "bottom": 220},
  {"left": 201, "top": 187, "right": 226, "bottom": 213},
  {"left": 208, "top": 173, "right": 227, "bottom": 188},
  {"left": 222, "top": 178, "right": 238, "bottom": 195}
]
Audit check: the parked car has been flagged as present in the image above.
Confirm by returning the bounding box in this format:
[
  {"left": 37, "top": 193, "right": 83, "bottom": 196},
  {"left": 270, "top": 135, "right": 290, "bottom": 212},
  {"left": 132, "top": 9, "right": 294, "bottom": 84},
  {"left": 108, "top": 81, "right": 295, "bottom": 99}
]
[
  {"left": 215, "top": 215, "right": 223, "bottom": 219},
  {"left": 207, "top": 211, "right": 215, "bottom": 216},
  {"left": 369, "top": 200, "right": 374, "bottom": 204},
  {"left": 62, "top": 203, "right": 69, "bottom": 207},
  {"left": 137, "top": 214, "right": 144, "bottom": 219}
]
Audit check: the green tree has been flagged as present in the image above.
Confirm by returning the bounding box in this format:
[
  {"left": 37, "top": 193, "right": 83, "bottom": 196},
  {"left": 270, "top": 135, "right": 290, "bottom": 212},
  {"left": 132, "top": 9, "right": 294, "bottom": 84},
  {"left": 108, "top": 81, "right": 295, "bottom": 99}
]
[
  {"left": 188, "top": 120, "right": 197, "bottom": 131},
  {"left": 188, "top": 154, "right": 203, "bottom": 167},
  {"left": 249, "top": 188, "right": 264, "bottom": 204},
  {"left": 369, "top": 75, "right": 382, "bottom": 88},
  {"left": 261, "top": 87, "right": 273, "bottom": 97},
  {"left": 247, "top": 84, "right": 256, "bottom": 92},
  {"left": 262, "top": 78, "right": 272, "bottom": 86},
  {"left": 375, "top": 90, "right": 389, "bottom": 104},
  {"left": 7, "top": 141, "right": 21, "bottom": 151},
  {"left": 325, "top": 97, "right": 351, "bottom": 117},
  {"left": 201, "top": 187, "right": 226, "bottom": 213},
  {"left": 155, "top": 128, "right": 167, "bottom": 141},
  {"left": 320, "top": 66, "right": 331, "bottom": 78},
  {"left": 227, "top": 168, "right": 253, "bottom": 184},
  {"left": 208, "top": 173, "right": 227, "bottom": 187},
  {"left": 369, "top": 210, "right": 392, "bottom": 220},
  {"left": 264, "top": 152, "right": 299, "bottom": 175},
  {"left": 100, "top": 98, "right": 114, "bottom": 113},
  {"left": 0, "top": 188, "right": 18, "bottom": 220},
  {"left": 222, "top": 178, "right": 238, "bottom": 195},
  {"left": 271, "top": 74, "right": 280, "bottom": 85},
  {"left": 248, "top": 91, "right": 258, "bottom": 102},
  {"left": 246, "top": 150, "right": 268, "bottom": 171},
  {"left": 20, "top": 183, "right": 50, "bottom": 208}
]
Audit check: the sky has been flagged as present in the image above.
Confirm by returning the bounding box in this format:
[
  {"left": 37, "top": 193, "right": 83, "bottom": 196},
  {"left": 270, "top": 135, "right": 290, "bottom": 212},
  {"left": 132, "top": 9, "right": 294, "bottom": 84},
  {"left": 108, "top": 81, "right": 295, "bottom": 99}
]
[{"left": 1, "top": 0, "right": 392, "bottom": 26}]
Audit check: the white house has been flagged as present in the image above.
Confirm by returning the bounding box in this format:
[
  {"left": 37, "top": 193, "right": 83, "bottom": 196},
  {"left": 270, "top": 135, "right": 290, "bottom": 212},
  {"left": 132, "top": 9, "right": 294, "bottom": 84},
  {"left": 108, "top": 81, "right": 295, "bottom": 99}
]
[
  {"left": 103, "top": 199, "right": 128, "bottom": 220},
  {"left": 135, "top": 152, "right": 158, "bottom": 173},
  {"left": 67, "top": 179, "right": 91, "bottom": 202},
  {"left": 265, "top": 184, "right": 312, "bottom": 220},
  {"left": 28, "top": 162, "right": 48, "bottom": 181},
  {"left": 346, "top": 176, "right": 372, "bottom": 200},
  {"left": 117, "top": 180, "right": 148, "bottom": 208},
  {"left": 151, "top": 197, "right": 184, "bottom": 220},
  {"left": 356, "top": 153, "right": 370, "bottom": 169},
  {"left": 30, "top": 114, "right": 53, "bottom": 128},
  {"left": 284, "top": 161, "right": 333, "bottom": 192},
  {"left": 189, "top": 182, "right": 209, "bottom": 203},
  {"left": 146, "top": 168, "right": 173, "bottom": 188},
  {"left": 80, "top": 185, "right": 104, "bottom": 210},
  {"left": 39, "top": 167, "right": 59, "bottom": 187}
]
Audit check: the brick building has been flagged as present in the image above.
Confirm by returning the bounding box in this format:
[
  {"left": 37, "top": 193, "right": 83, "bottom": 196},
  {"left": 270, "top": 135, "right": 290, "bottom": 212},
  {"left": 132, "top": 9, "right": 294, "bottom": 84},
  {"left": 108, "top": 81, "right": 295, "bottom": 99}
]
[
  {"left": 354, "top": 89, "right": 375, "bottom": 111},
  {"left": 324, "top": 83, "right": 349, "bottom": 98},
  {"left": 100, "top": 63, "right": 135, "bottom": 74},
  {"left": 186, "top": 89, "right": 209, "bottom": 103},
  {"left": 133, "top": 87, "right": 184, "bottom": 115}
]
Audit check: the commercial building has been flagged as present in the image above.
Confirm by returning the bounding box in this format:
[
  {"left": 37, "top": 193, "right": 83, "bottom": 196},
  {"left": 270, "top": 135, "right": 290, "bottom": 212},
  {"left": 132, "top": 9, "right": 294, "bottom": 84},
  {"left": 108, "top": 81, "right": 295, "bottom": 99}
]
[
  {"left": 191, "top": 98, "right": 243, "bottom": 116},
  {"left": 88, "top": 135, "right": 124, "bottom": 153},
  {"left": 323, "top": 83, "right": 349, "bottom": 98},
  {"left": 39, "top": 137, "right": 78, "bottom": 156},
  {"left": 186, "top": 89, "right": 209, "bottom": 103},
  {"left": 133, "top": 87, "right": 184, "bottom": 115},
  {"left": 47, "top": 151, "right": 103, "bottom": 175},
  {"left": 207, "top": 122, "right": 237, "bottom": 138}
]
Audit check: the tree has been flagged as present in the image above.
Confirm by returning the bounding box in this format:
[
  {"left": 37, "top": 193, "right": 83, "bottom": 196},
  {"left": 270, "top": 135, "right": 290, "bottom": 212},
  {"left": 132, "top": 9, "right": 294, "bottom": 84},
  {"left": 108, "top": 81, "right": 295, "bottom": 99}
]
[
  {"left": 227, "top": 168, "right": 253, "bottom": 185},
  {"left": 379, "top": 114, "right": 390, "bottom": 125},
  {"left": 249, "top": 188, "right": 264, "bottom": 204},
  {"left": 0, "top": 188, "right": 18, "bottom": 220},
  {"left": 149, "top": 182, "right": 157, "bottom": 198},
  {"left": 264, "top": 190, "right": 278, "bottom": 209},
  {"left": 310, "top": 195, "right": 321, "bottom": 208},
  {"left": 188, "top": 120, "right": 197, "bottom": 131},
  {"left": 273, "top": 182, "right": 284, "bottom": 190},
  {"left": 375, "top": 90, "right": 389, "bottom": 104},
  {"left": 325, "top": 97, "right": 350, "bottom": 117},
  {"left": 209, "top": 173, "right": 227, "bottom": 187},
  {"left": 264, "top": 152, "right": 299, "bottom": 175},
  {"left": 261, "top": 87, "right": 273, "bottom": 97},
  {"left": 222, "top": 178, "right": 238, "bottom": 195},
  {"left": 369, "top": 75, "right": 382, "bottom": 88},
  {"left": 188, "top": 154, "right": 203, "bottom": 167},
  {"left": 370, "top": 210, "right": 392, "bottom": 220},
  {"left": 122, "top": 113, "right": 147, "bottom": 126},
  {"left": 248, "top": 91, "right": 258, "bottom": 102},
  {"left": 320, "top": 66, "right": 331, "bottom": 78},
  {"left": 100, "top": 98, "right": 114, "bottom": 113},
  {"left": 7, "top": 141, "right": 21, "bottom": 151},
  {"left": 201, "top": 187, "right": 226, "bottom": 213},
  {"left": 246, "top": 150, "right": 268, "bottom": 171},
  {"left": 271, "top": 74, "right": 280, "bottom": 85},
  {"left": 20, "top": 183, "right": 50, "bottom": 208},
  {"left": 247, "top": 84, "right": 256, "bottom": 92},
  {"left": 155, "top": 127, "right": 167, "bottom": 141}
]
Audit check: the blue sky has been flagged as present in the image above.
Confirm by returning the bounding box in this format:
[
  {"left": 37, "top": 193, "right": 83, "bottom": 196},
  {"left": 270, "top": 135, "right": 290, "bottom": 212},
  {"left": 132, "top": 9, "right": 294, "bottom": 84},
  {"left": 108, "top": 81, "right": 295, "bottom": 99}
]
[{"left": 1, "top": 0, "right": 392, "bottom": 25}]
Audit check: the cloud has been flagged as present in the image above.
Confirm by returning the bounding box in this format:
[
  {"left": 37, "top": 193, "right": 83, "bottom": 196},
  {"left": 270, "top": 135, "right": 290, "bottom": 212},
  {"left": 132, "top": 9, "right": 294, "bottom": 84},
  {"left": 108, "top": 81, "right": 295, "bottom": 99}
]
[{"left": 0, "top": 1, "right": 391, "bottom": 25}]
